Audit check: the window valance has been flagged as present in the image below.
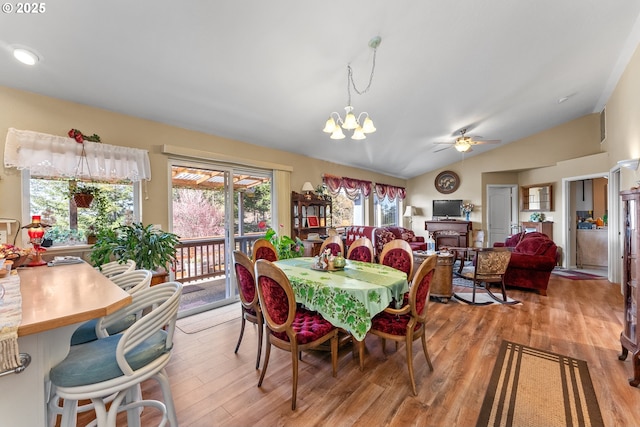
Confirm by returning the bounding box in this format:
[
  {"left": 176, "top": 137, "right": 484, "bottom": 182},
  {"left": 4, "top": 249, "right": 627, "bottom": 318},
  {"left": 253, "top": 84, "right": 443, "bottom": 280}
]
[
  {"left": 322, "top": 174, "right": 372, "bottom": 200},
  {"left": 4, "top": 128, "right": 151, "bottom": 182},
  {"left": 374, "top": 182, "right": 406, "bottom": 201}
]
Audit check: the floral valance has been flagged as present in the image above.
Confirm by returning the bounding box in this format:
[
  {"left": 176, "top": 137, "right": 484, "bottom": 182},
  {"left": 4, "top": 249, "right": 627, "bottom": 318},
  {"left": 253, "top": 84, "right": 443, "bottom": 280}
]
[
  {"left": 3, "top": 128, "right": 151, "bottom": 182},
  {"left": 374, "top": 182, "right": 406, "bottom": 201},
  {"left": 322, "top": 174, "right": 372, "bottom": 200}
]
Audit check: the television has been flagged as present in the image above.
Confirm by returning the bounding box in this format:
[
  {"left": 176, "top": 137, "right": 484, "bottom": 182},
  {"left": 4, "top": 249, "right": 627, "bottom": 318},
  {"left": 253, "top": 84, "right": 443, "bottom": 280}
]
[{"left": 433, "top": 199, "right": 462, "bottom": 218}]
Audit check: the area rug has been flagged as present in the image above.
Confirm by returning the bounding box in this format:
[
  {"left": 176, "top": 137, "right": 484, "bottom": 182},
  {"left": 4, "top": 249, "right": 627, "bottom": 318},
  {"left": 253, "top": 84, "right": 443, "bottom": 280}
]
[
  {"left": 477, "top": 340, "right": 604, "bottom": 427},
  {"left": 552, "top": 269, "right": 606, "bottom": 280},
  {"left": 176, "top": 302, "right": 240, "bottom": 334}
]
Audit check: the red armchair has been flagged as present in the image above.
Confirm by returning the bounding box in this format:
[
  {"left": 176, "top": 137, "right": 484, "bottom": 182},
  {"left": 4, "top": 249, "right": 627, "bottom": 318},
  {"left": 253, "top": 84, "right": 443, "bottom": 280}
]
[{"left": 494, "top": 232, "right": 557, "bottom": 295}]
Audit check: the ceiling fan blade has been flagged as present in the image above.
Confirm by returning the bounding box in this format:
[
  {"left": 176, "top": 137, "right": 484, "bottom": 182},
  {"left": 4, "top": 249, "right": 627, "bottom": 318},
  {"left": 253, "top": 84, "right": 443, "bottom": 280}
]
[
  {"left": 471, "top": 139, "right": 501, "bottom": 145},
  {"left": 433, "top": 145, "right": 452, "bottom": 153}
]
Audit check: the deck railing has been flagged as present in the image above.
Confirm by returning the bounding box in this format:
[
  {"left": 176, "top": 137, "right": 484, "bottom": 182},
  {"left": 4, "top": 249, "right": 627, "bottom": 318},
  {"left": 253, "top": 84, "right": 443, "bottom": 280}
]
[{"left": 174, "top": 234, "right": 263, "bottom": 283}]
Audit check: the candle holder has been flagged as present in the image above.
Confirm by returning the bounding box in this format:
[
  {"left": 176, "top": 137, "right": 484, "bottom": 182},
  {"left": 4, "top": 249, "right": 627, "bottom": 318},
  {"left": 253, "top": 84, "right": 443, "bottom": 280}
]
[{"left": 22, "top": 215, "right": 50, "bottom": 267}]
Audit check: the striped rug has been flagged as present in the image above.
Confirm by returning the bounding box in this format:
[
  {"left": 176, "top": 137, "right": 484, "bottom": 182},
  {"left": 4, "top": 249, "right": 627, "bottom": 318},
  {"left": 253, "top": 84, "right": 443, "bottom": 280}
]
[{"left": 477, "top": 340, "right": 604, "bottom": 427}]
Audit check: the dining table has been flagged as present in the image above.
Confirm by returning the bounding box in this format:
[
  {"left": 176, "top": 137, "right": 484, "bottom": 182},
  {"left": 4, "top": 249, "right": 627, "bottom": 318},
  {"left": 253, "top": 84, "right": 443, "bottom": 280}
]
[{"left": 273, "top": 257, "right": 409, "bottom": 346}]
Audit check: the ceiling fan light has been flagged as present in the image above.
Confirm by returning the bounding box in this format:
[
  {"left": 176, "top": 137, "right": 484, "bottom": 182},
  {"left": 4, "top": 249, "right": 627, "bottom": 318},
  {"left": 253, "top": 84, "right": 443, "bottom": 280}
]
[
  {"left": 351, "top": 127, "right": 366, "bottom": 140},
  {"left": 455, "top": 142, "right": 471, "bottom": 152},
  {"left": 330, "top": 127, "right": 346, "bottom": 139},
  {"left": 323, "top": 117, "right": 337, "bottom": 133},
  {"left": 362, "top": 116, "right": 376, "bottom": 133}
]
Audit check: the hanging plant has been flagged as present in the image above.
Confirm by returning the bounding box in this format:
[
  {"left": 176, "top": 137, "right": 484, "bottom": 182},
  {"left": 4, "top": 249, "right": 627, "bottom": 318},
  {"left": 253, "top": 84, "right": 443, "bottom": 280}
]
[{"left": 67, "top": 182, "right": 102, "bottom": 208}]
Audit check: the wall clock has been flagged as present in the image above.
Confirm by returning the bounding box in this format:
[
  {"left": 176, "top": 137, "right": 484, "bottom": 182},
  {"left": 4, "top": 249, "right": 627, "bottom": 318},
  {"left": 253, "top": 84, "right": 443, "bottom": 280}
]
[{"left": 435, "top": 170, "right": 460, "bottom": 194}]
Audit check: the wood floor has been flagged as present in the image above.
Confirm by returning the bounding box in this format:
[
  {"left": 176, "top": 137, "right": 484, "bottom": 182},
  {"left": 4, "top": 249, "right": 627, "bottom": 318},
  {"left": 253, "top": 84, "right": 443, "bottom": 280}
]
[{"left": 99, "top": 274, "right": 640, "bottom": 426}]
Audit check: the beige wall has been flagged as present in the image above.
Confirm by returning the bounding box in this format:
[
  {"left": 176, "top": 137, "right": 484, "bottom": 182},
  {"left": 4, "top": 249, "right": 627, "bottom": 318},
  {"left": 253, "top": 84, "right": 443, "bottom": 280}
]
[{"left": 0, "top": 86, "right": 405, "bottom": 245}]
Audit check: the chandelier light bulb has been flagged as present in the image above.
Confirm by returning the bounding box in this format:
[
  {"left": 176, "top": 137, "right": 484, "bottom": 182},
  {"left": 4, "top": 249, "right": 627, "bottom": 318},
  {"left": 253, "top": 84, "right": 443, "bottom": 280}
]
[
  {"left": 351, "top": 127, "right": 366, "bottom": 140},
  {"left": 455, "top": 142, "right": 471, "bottom": 152},
  {"left": 323, "top": 117, "right": 338, "bottom": 133},
  {"left": 362, "top": 116, "right": 376, "bottom": 133},
  {"left": 330, "top": 127, "right": 346, "bottom": 139},
  {"left": 342, "top": 106, "right": 358, "bottom": 130}
]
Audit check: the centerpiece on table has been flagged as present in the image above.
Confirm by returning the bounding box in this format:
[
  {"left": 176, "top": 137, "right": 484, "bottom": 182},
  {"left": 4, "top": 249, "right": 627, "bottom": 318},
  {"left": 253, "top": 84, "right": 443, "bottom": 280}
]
[{"left": 312, "top": 247, "right": 346, "bottom": 271}]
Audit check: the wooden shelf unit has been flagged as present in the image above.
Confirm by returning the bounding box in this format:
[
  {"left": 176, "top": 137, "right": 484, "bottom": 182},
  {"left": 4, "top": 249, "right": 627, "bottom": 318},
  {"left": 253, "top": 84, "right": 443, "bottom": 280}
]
[
  {"left": 291, "top": 191, "right": 331, "bottom": 241},
  {"left": 619, "top": 188, "right": 640, "bottom": 386}
]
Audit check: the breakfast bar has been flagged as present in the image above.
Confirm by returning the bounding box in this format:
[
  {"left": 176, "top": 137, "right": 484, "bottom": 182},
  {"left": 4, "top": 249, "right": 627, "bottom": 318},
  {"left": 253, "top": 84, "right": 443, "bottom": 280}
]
[{"left": 0, "top": 262, "right": 131, "bottom": 427}]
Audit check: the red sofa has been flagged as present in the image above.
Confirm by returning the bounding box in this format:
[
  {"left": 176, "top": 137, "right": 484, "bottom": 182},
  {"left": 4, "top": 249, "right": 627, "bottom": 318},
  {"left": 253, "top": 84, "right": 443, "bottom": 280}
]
[
  {"left": 345, "top": 226, "right": 426, "bottom": 259},
  {"left": 494, "top": 232, "right": 557, "bottom": 296}
]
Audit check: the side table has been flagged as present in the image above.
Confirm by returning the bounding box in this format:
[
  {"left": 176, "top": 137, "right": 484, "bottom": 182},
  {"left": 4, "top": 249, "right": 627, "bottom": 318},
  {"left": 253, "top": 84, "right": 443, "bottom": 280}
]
[{"left": 413, "top": 252, "right": 455, "bottom": 303}]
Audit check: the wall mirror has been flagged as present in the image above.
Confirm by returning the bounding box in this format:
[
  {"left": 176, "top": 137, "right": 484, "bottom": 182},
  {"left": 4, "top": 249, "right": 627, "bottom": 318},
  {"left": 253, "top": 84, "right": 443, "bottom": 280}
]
[{"left": 521, "top": 183, "right": 553, "bottom": 211}]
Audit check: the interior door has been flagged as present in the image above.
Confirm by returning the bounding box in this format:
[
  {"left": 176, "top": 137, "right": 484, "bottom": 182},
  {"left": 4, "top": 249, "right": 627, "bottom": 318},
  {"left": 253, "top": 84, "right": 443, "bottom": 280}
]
[{"left": 487, "top": 186, "right": 516, "bottom": 246}]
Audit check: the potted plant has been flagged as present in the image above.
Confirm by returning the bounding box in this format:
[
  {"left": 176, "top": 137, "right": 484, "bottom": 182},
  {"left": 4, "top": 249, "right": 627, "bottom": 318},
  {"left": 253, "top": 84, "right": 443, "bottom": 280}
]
[
  {"left": 90, "top": 223, "right": 180, "bottom": 284},
  {"left": 67, "top": 181, "right": 103, "bottom": 208}
]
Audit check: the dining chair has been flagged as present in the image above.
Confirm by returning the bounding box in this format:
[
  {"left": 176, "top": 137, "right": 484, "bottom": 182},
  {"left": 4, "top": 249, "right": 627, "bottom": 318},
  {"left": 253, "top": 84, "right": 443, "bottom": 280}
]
[
  {"left": 252, "top": 238, "right": 279, "bottom": 261},
  {"left": 379, "top": 239, "right": 414, "bottom": 281},
  {"left": 454, "top": 247, "right": 518, "bottom": 305},
  {"left": 95, "top": 259, "right": 136, "bottom": 278},
  {"left": 319, "top": 235, "right": 344, "bottom": 256},
  {"left": 48, "top": 281, "right": 182, "bottom": 427},
  {"left": 346, "top": 236, "right": 374, "bottom": 263},
  {"left": 254, "top": 259, "right": 338, "bottom": 410},
  {"left": 70, "top": 269, "right": 153, "bottom": 346},
  {"left": 369, "top": 254, "right": 437, "bottom": 395},
  {"left": 232, "top": 250, "right": 263, "bottom": 369}
]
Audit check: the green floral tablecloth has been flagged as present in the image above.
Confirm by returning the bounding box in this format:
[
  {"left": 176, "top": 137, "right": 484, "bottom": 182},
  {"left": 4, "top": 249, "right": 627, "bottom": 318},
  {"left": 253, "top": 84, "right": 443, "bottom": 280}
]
[{"left": 273, "top": 257, "right": 408, "bottom": 340}]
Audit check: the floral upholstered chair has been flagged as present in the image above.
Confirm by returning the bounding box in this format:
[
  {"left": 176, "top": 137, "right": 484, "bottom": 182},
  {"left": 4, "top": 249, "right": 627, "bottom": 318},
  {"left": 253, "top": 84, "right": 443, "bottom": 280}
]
[
  {"left": 252, "top": 238, "right": 279, "bottom": 262},
  {"left": 346, "top": 237, "right": 374, "bottom": 263},
  {"left": 254, "top": 259, "right": 338, "bottom": 410},
  {"left": 232, "top": 250, "right": 263, "bottom": 369},
  {"left": 369, "top": 255, "right": 437, "bottom": 395},
  {"left": 379, "top": 239, "right": 414, "bottom": 281}
]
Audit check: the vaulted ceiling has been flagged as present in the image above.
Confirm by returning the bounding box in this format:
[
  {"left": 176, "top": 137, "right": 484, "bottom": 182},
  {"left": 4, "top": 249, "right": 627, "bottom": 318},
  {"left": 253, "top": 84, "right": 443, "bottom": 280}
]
[{"left": 1, "top": 1, "right": 639, "bottom": 179}]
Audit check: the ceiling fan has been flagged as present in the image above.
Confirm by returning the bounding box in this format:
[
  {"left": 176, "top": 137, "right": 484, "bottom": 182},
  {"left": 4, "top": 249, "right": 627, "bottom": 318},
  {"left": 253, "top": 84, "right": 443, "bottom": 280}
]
[{"left": 432, "top": 128, "right": 501, "bottom": 153}]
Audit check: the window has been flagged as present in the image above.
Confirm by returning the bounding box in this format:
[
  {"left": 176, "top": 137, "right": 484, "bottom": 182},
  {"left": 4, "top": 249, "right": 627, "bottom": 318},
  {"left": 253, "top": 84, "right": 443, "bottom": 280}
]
[
  {"left": 331, "top": 189, "right": 364, "bottom": 227},
  {"left": 27, "top": 174, "right": 138, "bottom": 246},
  {"left": 374, "top": 194, "right": 400, "bottom": 227}
]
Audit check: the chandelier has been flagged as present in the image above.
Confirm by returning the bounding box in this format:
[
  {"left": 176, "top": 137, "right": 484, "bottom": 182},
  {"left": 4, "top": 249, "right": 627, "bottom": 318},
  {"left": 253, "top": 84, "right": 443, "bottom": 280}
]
[
  {"left": 323, "top": 36, "right": 381, "bottom": 140},
  {"left": 454, "top": 129, "right": 473, "bottom": 152}
]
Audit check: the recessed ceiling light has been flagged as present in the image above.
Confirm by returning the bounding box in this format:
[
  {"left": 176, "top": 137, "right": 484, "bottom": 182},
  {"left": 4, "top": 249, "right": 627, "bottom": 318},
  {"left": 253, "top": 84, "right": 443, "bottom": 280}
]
[{"left": 13, "top": 47, "right": 39, "bottom": 65}]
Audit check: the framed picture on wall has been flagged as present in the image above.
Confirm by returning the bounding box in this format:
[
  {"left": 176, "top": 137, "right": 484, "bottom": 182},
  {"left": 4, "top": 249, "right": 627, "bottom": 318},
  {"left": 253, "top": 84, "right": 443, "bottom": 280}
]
[{"left": 307, "top": 216, "right": 319, "bottom": 227}]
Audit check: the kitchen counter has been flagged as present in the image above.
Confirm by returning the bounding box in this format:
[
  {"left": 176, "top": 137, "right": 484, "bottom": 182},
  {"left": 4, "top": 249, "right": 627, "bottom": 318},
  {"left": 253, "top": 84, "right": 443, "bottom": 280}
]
[{"left": 576, "top": 228, "right": 608, "bottom": 268}]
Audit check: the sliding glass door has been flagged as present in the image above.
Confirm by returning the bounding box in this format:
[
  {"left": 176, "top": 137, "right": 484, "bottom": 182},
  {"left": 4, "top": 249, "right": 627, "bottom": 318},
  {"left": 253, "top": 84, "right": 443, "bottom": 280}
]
[{"left": 170, "top": 161, "right": 272, "bottom": 317}]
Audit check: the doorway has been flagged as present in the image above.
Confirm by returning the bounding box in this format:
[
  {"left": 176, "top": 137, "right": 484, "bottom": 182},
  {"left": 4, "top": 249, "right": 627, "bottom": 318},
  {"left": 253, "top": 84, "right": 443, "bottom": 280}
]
[
  {"left": 561, "top": 173, "right": 610, "bottom": 277},
  {"left": 170, "top": 161, "right": 273, "bottom": 318}
]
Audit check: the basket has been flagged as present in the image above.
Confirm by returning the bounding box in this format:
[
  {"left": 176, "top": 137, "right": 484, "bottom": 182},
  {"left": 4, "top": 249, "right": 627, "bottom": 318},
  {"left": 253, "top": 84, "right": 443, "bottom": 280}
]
[{"left": 73, "top": 193, "right": 94, "bottom": 208}]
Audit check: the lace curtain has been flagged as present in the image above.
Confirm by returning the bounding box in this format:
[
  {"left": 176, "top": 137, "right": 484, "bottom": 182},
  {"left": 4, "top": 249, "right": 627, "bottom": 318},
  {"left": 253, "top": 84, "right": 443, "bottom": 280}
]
[
  {"left": 374, "top": 182, "right": 406, "bottom": 201},
  {"left": 4, "top": 128, "right": 151, "bottom": 182},
  {"left": 322, "top": 174, "right": 372, "bottom": 200}
]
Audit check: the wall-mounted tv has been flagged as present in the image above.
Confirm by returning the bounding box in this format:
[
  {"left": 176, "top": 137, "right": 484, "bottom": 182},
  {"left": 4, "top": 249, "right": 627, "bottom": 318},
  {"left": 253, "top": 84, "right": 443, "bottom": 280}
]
[{"left": 433, "top": 199, "right": 462, "bottom": 218}]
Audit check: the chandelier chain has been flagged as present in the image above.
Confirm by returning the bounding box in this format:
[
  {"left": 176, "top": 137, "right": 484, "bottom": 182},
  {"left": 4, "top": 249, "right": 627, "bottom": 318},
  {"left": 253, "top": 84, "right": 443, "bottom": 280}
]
[{"left": 346, "top": 47, "right": 378, "bottom": 105}]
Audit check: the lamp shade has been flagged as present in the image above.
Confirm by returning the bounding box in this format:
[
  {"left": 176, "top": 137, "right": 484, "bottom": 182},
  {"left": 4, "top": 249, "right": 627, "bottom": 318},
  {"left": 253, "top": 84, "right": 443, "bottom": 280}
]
[
  {"left": 301, "top": 182, "right": 314, "bottom": 193},
  {"left": 403, "top": 206, "right": 414, "bottom": 217}
]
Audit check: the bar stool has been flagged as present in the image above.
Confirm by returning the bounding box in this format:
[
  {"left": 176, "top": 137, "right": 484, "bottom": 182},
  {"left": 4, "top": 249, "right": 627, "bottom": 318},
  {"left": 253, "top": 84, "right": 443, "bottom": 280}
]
[
  {"left": 48, "top": 282, "right": 182, "bottom": 427},
  {"left": 95, "top": 259, "right": 136, "bottom": 278}
]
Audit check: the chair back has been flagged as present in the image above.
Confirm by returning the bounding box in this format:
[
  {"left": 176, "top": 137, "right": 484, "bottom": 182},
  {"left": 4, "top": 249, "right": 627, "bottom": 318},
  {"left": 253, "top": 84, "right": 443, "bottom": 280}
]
[
  {"left": 346, "top": 237, "right": 374, "bottom": 262},
  {"left": 233, "top": 250, "right": 257, "bottom": 311},
  {"left": 97, "top": 281, "right": 182, "bottom": 376},
  {"left": 254, "top": 259, "right": 296, "bottom": 336},
  {"left": 96, "top": 259, "right": 136, "bottom": 278},
  {"left": 409, "top": 256, "right": 437, "bottom": 322},
  {"left": 319, "top": 235, "right": 344, "bottom": 256},
  {"left": 379, "top": 239, "right": 414, "bottom": 280},
  {"left": 474, "top": 248, "right": 512, "bottom": 279},
  {"left": 110, "top": 269, "right": 152, "bottom": 295},
  {"left": 252, "top": 238, "right": 279, "bottom": 261}
]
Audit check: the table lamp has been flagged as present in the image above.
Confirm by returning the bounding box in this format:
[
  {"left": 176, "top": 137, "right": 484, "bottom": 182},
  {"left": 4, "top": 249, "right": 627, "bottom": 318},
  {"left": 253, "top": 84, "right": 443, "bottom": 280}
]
[
  {"left": 301, "top": 181, "right": 314, "bottom": 200},
  {"left": 22, "top": 215, "right": 50, "bottom": 267}
]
